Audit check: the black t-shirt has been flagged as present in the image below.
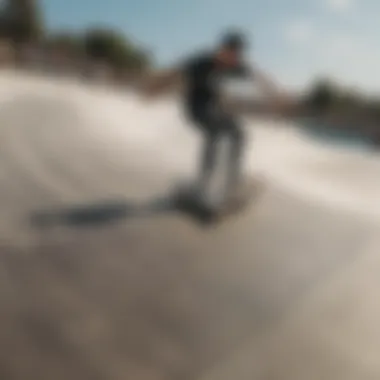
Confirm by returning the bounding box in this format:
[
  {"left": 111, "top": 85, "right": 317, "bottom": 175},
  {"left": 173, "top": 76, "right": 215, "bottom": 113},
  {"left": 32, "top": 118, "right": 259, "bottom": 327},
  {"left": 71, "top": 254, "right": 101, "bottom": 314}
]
[{"left": 181, "top": 51, "right": 251, "bottom": 113}]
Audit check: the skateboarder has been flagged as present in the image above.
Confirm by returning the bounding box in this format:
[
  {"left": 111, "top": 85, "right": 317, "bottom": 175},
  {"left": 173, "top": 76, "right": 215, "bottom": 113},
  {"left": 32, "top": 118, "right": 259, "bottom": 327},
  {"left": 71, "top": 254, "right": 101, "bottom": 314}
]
[{"left": 142, "top": 30, "right": 288, "bottom": 201}]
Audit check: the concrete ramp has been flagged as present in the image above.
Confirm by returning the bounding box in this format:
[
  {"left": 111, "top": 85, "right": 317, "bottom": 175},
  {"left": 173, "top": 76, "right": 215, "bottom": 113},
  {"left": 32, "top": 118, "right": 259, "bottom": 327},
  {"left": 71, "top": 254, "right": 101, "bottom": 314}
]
[{"left": 0, "top": 71, "right": 378, "bottom": 380}]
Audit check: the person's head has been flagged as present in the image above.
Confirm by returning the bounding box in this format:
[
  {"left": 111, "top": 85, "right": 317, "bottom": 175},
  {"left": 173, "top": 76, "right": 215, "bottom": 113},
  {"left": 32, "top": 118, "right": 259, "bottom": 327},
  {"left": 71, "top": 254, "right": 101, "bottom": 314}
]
[{"left": 216, "top": 31, "right": 247, "bottom": 66}]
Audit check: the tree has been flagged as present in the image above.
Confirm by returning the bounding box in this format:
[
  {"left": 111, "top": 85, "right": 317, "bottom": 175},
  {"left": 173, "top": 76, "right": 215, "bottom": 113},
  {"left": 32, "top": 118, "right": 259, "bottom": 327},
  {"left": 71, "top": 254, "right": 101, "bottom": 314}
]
[
  {"left": 2, "top": 0, "right": 44, "bottom": 44},
  {"left": 304, "top": 78, "right": 339, "bottom": 111},
  {"left": 83, "top": 27, "right": 150, "bottom": 71},
  {"left": 45, "top": 32, "right": 84, "bottom": 57},
  {"left": 0, "top": 1, "right": 6, "bottom": 37}
]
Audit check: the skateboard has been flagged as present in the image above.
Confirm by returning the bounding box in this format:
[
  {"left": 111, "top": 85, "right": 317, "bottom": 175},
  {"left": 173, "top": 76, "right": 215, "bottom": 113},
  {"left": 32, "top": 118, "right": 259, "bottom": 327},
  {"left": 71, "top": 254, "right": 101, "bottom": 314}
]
[{"left": 174, "top": 177, "right": 265, "bottom": 225}]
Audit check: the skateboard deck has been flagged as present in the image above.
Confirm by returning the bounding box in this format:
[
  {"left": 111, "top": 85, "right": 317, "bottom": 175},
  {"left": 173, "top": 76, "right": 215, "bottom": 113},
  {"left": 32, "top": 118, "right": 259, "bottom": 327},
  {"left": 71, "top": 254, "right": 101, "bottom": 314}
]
[{"left": 174, "top": 177, "right": 265, "bottom": 224}]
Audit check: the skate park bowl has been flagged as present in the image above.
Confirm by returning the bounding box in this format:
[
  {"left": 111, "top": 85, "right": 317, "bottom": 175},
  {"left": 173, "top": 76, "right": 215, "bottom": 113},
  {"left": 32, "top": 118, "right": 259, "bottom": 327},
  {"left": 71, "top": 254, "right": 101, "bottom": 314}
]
[{"left": 0, "top": 70, "right": 379, "bottom": 380}]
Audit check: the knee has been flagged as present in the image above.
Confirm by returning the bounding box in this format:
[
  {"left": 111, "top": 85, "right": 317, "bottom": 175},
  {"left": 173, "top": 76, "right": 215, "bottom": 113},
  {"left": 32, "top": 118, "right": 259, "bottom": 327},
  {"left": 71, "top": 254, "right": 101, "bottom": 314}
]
[{"left": 230, "top": 123, "right": 245, "bottom": 144}]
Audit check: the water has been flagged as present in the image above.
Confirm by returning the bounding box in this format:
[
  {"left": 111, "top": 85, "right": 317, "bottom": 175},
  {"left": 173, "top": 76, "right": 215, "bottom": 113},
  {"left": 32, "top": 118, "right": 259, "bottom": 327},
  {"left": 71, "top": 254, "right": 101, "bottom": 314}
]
[{"left": 299, "top": 118, "right": 376, "bottom": 151}]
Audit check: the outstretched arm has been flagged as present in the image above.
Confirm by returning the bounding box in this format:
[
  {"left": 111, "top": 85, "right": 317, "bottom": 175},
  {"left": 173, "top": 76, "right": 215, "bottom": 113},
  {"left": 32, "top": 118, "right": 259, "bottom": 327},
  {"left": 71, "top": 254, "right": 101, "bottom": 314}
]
[
  {"left": 254, "top": 66, "right": 280, "bottom": 96},
  {"left": 250, "top": 63, "right": 293, "bottom": 113}
]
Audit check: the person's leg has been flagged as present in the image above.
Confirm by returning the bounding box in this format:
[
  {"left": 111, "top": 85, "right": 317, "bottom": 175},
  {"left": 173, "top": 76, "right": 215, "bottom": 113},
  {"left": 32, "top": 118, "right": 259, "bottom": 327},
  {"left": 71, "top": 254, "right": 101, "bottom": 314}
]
[
  {"left": 197, "top": 126, "right": 220, "bottom": 191},
  {"left": 223, "top": 115, "right": 245, "bottom": 197}
]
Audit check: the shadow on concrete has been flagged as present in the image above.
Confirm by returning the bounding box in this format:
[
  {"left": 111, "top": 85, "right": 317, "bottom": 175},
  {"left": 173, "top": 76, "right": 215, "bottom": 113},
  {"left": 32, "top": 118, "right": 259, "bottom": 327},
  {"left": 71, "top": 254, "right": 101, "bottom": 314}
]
[{"left": 30, "top": 188, "right": 219, "bottom": 228}]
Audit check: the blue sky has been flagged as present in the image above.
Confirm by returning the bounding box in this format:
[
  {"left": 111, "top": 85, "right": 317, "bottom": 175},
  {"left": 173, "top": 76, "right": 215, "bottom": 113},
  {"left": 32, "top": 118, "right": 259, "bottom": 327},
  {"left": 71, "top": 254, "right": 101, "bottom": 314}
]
[{"left": 41, "top": 0, "right": 380, "bottom": 92}]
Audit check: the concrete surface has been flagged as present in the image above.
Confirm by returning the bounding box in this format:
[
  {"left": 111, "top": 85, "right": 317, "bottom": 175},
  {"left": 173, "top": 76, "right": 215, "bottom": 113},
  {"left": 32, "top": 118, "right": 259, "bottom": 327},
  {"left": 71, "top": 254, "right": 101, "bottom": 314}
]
[{"left": 0, "top": 71, "right": 378, "bottom": 380}]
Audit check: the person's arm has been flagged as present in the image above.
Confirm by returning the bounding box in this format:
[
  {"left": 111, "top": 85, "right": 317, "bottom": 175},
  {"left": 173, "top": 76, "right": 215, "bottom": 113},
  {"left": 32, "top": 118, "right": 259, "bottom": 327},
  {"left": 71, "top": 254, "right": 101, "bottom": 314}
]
[
  {"left": 249, "top": 63, "right": 293, "bottom": 113},
  {"left": 250, "top": 64, "right": 281, "bottom": 98}
]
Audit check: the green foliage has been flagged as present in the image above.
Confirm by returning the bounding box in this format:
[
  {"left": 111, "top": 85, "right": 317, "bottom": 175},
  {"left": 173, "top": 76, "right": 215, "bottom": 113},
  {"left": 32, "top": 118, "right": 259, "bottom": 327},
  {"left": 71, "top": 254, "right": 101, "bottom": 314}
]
[
  {"left": 45, "top": 32, "right": 84, "bottom": 56},
  {"left": 0, "top": 1, "right": 152, "bottom": 72},
  {"left": 304, "top": 78, "right": 338, "bottom": 111},
  {"left": 304, "top": 78, "right": 368, "bottom": 115},
  {"left": 83, "top": 27, "right": 150, "bottom": 71},
  {"left": 2, "top": 0, "right": 44, "bottom": 44}
]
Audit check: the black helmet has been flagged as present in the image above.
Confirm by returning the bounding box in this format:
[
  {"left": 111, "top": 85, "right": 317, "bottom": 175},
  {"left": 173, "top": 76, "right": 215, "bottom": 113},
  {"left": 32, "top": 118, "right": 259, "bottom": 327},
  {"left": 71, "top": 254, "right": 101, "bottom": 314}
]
[{"left": 220, "top": 30, "right": 247, "bottom": 51}]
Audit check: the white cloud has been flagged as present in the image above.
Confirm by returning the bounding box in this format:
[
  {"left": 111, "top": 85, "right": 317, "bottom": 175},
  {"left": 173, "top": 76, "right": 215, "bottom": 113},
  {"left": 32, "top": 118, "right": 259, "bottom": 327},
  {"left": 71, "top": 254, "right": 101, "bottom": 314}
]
[
  {"left": 277, "top": 3, "right": 380, "bottom": 92},
  {"left": 326, "top": 0, "right": 354, "bottom": 12},
  {"left": 315, "top": 34, "right": 380, "bottom": 92},
  {"left": 280, "top": 29, "right": 380, "bottom": 93},
  {"left": 283, "top": 20, "right": 314, "bottom": 46}
]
